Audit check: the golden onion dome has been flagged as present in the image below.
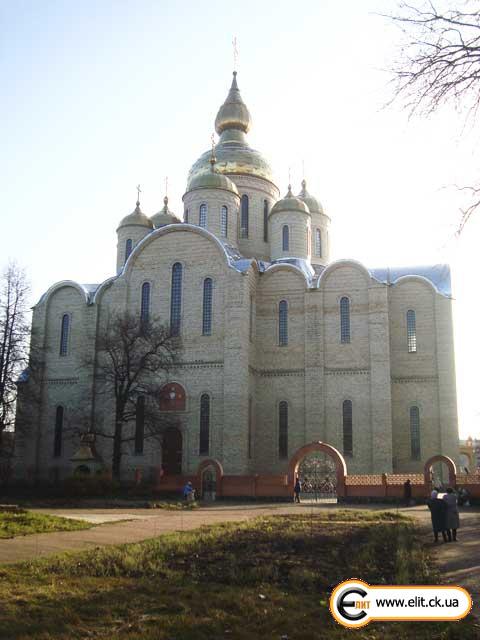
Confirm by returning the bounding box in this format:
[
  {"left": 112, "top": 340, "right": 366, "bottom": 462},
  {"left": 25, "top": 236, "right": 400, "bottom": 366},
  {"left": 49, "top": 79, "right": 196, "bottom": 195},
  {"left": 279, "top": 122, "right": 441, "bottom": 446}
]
[
  {"left": 186, "top": 152, "right": 240, "bottom": 197},
  {"left": 214, "top": 71, "right": 251, "bottom": 134},
  {"left": 270, "top": 185, "right": 311, "bottom": 216},
  {"left": 151, "top": 196, "right": 181, "bottom": 228},
  {"left": 117, "top": 200, "right": 153, "bottom": 230},
  {"left": 187, "top": 72, "right": 274, "bottom": 187},
  {"left": 297, "top": 179, "right": 324, "bottom": 215}
]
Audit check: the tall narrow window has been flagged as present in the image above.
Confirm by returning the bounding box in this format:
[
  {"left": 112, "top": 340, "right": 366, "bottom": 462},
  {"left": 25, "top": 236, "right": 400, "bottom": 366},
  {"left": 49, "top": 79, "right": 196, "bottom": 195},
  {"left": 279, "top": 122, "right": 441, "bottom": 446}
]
[
  {"left": 410, "top": 406, "right": 421, "bottom": 460},
  {"left": 282, "top": 225, "right": 289, "bottom": 251},
  {"left": 53, "top": 406, "right": 63, "bottom": 457},
  {"left": 340, "top": 297, "right": 350, "bottom": 344},
  {"left": 315, "top": 229, "right": 322, "bottom": 257},
  {"left": 279, "top": 401, "right": 288, "bottom": 459},
  {"left": 141, "top": 282, "right": 150, "bottom": 325},
  {"left": 125, "top": 238, "right": 133, "bottom": 263},
  {"left": 279, "top": 300, "right": 288, "bottom": 346},
  {"left": 59, "top": 314, "right": 69, "bottom": 356},
  {"left": 307, "top": 228, "right": 311, "bottom": 255},
  {"left": 249, "top": 296, "right": 255, "bottom": 342},
  {"left": 407, "top": 310, "right": 417, "bottom": 353},
  {"left": 199, "top": 393, "right": 210, "bottom": 455},
  {"left": 170, "top": 263, "right": 182, "bottom": 336},
  {"left": 263, "top": 200, "right": 269, "bottom": 242},
  {"left": 184, "top": 208, "right": 189, "bottom": 223},
  {"left": 135, "top": 396, "right": 145, "bottom": 455},
  {"left": 240, "top": 194, "right": 249, "bottom": 238},
  {"left": 202, "top": 278, "right": 213, "bottom": 335},
  {"left": 221, "top": 206, "right": 228, "bottom": 237},
  {"left": 343, "top": 400, "right": 353, "bottom": 456},
  {"left": 199, "top": 204, "right": 207, "bottom": 228},
  {"left": 248, "top": 396, "right": 253, "bottom": 459}
]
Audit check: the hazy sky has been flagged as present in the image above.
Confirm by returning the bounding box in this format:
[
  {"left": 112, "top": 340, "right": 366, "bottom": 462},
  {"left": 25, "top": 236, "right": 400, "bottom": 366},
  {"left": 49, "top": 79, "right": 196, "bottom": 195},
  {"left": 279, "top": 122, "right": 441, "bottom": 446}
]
[{"left": 1, "top": 0, "right": 479, "bottom": 438}]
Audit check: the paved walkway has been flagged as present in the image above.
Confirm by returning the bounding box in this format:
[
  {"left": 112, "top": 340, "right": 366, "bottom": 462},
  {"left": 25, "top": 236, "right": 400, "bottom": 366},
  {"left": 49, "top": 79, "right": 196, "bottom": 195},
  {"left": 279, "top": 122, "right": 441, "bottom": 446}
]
[{"left": 0, "top": 503, "right": 478, "bottom": 611}]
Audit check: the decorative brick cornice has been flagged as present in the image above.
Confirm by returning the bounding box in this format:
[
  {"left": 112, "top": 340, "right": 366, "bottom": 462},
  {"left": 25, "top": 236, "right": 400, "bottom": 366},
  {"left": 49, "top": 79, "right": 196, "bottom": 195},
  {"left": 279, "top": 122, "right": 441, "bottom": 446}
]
[
  {"left": 325, "top": 368, "right": 370, "bottom": 376},
  {"left": 392, "top": 376, "right": 438, "bottom": 384},
  {"left": 46, "top": 377, "right": 79, "bottom": 385}
]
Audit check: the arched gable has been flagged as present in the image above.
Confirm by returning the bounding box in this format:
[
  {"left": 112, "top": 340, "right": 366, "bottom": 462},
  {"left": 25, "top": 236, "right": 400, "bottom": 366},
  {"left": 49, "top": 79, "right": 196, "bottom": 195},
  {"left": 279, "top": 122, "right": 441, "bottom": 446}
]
[
  {"left": 262, "top": 263, "right": 310, "bottom": 288},
  {"left": 391, "top": 274, "right": 437, "bottom": 295},
  {"left": 317, "top": 259, "right": 371, "bottom": 289},
  {"left": 121, "top": 224, "right": 237, "bottom": 277},
  {"left": 36, "top": 281, "right": 91, "bottom": 307}
]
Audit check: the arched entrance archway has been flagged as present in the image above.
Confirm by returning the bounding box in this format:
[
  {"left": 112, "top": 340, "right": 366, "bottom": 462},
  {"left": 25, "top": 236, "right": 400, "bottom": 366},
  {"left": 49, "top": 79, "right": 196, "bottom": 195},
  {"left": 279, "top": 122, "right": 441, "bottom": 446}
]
[
  {"left": 424, "top": 455, "right": 456, "bottom": 488},
  {"left": 288, "top": 442, "right": 347, "bottom": 498},
  {"left": 162, "top": 427, "right": 182, "bottom": 475},
  {"left": 197, "top": 459, "right": 223, "bottom": 499}
]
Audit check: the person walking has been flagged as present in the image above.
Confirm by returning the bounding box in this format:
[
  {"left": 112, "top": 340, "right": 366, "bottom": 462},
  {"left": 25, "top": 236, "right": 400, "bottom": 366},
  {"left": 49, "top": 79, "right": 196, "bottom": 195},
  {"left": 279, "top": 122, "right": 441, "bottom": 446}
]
[
  {"left": 403, "top": 479, "right": 412, "bottom": 506},
  {"left": 294, "top": 477, "right": 302, "bottom": 503},
  {"left": 443, "top": 487, "right": 460, "bottom": 541},
  {"left": 183, "top": 481, "right": 195, "bottom": 503},
  {"left": 427, "top": 494, "right": 448, "bottom": 543}
]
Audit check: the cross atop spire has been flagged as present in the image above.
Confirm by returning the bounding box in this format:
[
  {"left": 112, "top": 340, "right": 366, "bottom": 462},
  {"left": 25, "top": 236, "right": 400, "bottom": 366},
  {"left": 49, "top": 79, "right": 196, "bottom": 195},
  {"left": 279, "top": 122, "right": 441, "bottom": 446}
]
[
  {"left": 210, "top": 132, "right": 217, "bottom": 171},
  {"left": 136, "top": 184, "right": 141, "bottom": 207},
  {"left": 232, "top": 36, "right": 238, "bottom": 72}
]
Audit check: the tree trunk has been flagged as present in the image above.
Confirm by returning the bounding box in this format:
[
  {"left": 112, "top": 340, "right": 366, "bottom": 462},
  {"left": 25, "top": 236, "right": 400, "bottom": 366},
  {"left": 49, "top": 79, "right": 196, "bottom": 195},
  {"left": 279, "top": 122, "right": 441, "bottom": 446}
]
[{"left": 112, "top": 412, "right": 123, "bottom": 481}]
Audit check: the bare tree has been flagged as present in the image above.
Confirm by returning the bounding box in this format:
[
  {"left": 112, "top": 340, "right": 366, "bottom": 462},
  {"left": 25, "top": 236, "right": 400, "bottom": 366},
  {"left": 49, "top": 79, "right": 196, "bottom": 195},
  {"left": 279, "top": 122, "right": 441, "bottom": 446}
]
[
  {"left": 86, "top": 312, "right": 182, "bottom": 480},
  {"left": 0, "top": 263, "right": 30, "bottom": 458},
  {"left": 385, "top": 1, "right": 480, "bottom": 232}
]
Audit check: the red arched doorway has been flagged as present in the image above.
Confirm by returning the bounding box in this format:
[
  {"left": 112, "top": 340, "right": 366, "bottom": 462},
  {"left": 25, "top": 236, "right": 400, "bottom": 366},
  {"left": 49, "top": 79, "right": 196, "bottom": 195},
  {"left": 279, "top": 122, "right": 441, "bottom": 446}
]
[
  {"left": 288, "top": 442, "right": 347, "bottom": 498},
  {"left": 197, "top": 459, "right": 223, "bottom": 499},
  {"left": 162, "top": 427, "right": 182, "bottom": 475},
  {"left": 424, "top": 455, "right": 457, "bottom": 488}
]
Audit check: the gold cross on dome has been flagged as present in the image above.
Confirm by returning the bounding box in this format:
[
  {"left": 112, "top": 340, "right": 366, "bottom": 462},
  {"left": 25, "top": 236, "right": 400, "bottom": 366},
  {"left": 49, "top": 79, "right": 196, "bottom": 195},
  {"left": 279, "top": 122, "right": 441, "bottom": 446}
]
[
  {"left": 136, "top": 184, "right": 141, "bottom": 201},
  {"left": 232, "top": 36, "right": 238, "bottom": 71}
]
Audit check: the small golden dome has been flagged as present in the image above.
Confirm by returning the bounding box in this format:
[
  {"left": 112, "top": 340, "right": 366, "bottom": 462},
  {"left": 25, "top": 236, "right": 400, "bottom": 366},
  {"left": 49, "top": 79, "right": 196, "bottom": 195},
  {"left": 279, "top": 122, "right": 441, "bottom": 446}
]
[
  {"left": 215, "top": 71, "right": 252, "bottom": 134},
  {"left": 186, "top": 170, "right": 239, "bottom": 196},
  {"left": 151, "top": 196, "right": 181, "bottom": 228},
  {"left": 298, "top": 179, "right": 324, "bottom": 215},
  {"left": 117, "top": 200, "right": 153, "bottom": 230},
  {"left": 270, "top": 185, "right": 310, "bottom": 216}
]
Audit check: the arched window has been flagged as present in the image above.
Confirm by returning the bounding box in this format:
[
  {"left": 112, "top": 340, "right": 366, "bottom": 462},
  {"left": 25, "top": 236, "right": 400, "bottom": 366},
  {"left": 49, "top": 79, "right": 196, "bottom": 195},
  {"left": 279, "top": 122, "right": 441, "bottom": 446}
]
[
  {"left": 410, "top": 406, "right": 421, "bottom": 460},
  {"left": 202, "top": 278, "right": 213, "bottom": 335},
  {"left": 221, "top": 206, "right": 228, "bottom": 237},
  {"left": 279, "top": 401, "right": 288, "bottom": 459},
  {"left": 53, "top": 406, "right": 63, "bottom": 457},
  {"left": 248, "top": 396, "right": 253, "bottom": 459},
  {"left": 199, "top": 393, "right": 210, "bottom": 455},
  {"left": 59, "top": 314, "right": 70, "bottom": 356},
  {"left": 340, "top": 297, "right": 350, "bottom": 344},
  {"left": 263, "top": 200, "right": 269, "bottom": 242},
  {"left": 135, "top": 396, "right": 145, "bottom": 455},
  {"left": 199, "top": 204, "right": 207, "bottom": 228},
  {"left": 184, "top": 208, "right": 189, "bottom": 224},
  {"left": 170, "top": 263, "right": 182, "bottom": 336},
  {"left": 282, "top": 225, "right": 289, "bottom": 251},
  {"left": 279, "top": 300, "right": 288, "bottom": 346},
  {"left": 159, "top": 383, "right": 186, "bottom": 411},
  {"left": 125, "top": 238, "right": 133, "bottom": 263},
  {"left": 315, "top": 229, "right": 322, "bottom": 257},
  {"left": 241, "top": 194, "right": 249, "bottom": 238},
  {"left": 343, "top": 400, "right": 353, "bottom": 456},
  {"left": 141, "top": 282, "right": 150, "bottom": 325},
  {"left": 407, "top": 310, "right": 417, "bottom": 353}
]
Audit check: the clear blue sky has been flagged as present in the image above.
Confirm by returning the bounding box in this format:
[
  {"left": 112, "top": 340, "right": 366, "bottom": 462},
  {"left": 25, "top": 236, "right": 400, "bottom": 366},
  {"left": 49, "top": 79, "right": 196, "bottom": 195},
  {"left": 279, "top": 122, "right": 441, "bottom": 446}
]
[{"left": 1, "top": 0, "right": 479, "bottom": 437}]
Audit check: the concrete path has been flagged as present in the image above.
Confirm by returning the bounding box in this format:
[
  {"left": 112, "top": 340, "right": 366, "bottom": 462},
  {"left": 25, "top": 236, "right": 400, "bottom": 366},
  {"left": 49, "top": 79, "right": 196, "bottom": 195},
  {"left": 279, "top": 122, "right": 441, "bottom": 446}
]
[{"left": 0, "top": 502, "right": 478, "bottom": 612}]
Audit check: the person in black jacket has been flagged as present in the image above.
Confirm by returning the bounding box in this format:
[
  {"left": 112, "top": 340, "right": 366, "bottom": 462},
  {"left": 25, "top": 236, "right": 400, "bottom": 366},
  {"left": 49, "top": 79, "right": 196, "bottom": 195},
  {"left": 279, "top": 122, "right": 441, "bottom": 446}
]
[
  {"left": 294, "top": 476, "right": 302, "bottom": 503},
  {"left": 427, "top": 494, "right": 448, "bottom": 542}
]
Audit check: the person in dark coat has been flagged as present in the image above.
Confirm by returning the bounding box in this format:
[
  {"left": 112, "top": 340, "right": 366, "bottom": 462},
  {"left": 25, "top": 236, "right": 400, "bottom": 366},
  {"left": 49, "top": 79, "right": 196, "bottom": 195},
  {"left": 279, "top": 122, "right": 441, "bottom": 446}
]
[
  {"left": 403, "top": 479, "right": 412, "bottom": 506},
  {"left": 427, "top": 496, "right": 448, "bottom": 542},
  {"left": 294, "top": 476, "right": 302, "bottom": 503},
  {"left": 443, "top": 487, "right": 460, "bottom": 541}
]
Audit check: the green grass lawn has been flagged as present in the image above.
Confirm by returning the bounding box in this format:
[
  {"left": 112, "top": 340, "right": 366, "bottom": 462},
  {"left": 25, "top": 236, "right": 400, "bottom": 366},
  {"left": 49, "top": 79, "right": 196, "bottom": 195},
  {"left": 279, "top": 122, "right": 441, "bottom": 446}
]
[
  {"left": 0, "top": 510, "right": 477, "bottom": 639},
  {"left": 0, "top": 509, "right": 92, "bottom": 539}
]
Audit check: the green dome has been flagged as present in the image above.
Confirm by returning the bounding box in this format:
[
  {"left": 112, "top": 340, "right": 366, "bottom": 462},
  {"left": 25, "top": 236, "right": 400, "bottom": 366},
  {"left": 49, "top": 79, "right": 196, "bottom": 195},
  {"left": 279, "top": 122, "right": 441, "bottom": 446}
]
[
  {"left": 186, "top": 169, "right": 239, "bottom": 196},
  {"left": 151, "top": 196, "right": 181, "bottom": 228},
  {"left": 117, "top": 202, "right": 153, "bottom": 230},
  {"left": 270, "top": 185, "right": 310, "bottom": 216},
  {"left": 188, "top": 73, "right": 274, "bottom": 186},
  {"left": 297, "top": 179, "right": 324, "bottom": 214}
]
